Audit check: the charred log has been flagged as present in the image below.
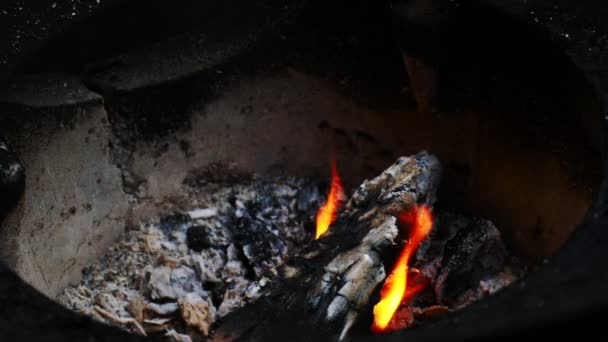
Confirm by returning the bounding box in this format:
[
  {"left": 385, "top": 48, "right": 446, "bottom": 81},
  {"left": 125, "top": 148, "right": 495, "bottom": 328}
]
[
  {"left": 211, "top": 152, "right": 442, "bottom": 342},
  {"left": 435, "top": 218, "right": 509, "bottom": 307},
  {"left": 385, "top": 214, "right": 522, "bottom": 331}
]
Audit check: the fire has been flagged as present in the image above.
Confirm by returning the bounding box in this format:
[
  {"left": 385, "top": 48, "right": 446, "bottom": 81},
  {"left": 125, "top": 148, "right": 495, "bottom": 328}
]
[
  {"left": 315, "top": 159, "right": 345, "bottom": 239},
  {"left": 372, "top": 205, "right": 434, "bottom": 333}
]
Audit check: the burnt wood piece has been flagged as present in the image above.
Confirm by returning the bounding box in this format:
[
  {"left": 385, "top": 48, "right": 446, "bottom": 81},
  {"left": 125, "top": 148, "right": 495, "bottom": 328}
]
[
  {"left": 186, "top": 226, "right": 212, "bottom": 252},
  {"left": 211, "top": 152, "right": 442, "bottom": 342},
  {"left": 233, "top": 198, "right": 289, "bottom": 278},
  {"left": 0, "top": 136, "right": 25, "bottom": 217},
  {"left": 434, "top": 218, "right": 507, "bottom": 307}
]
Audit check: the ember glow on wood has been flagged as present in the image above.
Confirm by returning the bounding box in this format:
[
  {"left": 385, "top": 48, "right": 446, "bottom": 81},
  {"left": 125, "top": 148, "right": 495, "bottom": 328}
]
[
  {"left": 372, "top": 205, "right": 434, "bottom": 332},
  {"left": 315, "top": 158, "right": 345, "bottom": 239},
  {"left": 57, "top": 152, "right": 523, "bottom": 341},
  {"left": 212, "top": 153, "right": 442, "bottom": 342}
]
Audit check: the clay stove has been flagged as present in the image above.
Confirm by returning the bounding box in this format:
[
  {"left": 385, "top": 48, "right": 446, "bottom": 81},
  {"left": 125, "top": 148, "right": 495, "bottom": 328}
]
[{"left": 0, "top": 0, "right": 604, "bottom": 341}]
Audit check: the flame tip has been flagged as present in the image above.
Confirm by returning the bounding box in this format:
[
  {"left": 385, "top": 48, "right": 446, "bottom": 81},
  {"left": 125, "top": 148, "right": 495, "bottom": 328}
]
[
  {"left": 315, "top": 158, "right": 345, "bottom": 240},
  {"left": 372, "top": 205, "right": 434, "bottom": 333}
]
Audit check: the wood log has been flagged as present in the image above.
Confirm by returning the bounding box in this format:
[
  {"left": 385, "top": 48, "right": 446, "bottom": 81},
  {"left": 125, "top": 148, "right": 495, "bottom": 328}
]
[
  {"left": 211, "top": 152, "right": 442, "bottom": 342},
  {"left": 434, "top": 218, "right": 509, "bottom": 307}
]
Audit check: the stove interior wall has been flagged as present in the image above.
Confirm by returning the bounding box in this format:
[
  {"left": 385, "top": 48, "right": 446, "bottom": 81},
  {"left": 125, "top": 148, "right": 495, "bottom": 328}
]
[
  {"left": 0, "top": 83, "right": 128, "bottom": 297},
  {"left": 0, "top": 0, "right": 603, "bottom": 298},
  {"left": 116, "top": 69, "right": 599, "bottom": 261}
]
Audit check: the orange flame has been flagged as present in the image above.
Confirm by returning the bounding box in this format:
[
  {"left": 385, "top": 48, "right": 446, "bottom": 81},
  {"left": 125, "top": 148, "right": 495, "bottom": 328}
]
[
  {"left": 372, "top": 205, "right": 433, "bottom": 333},
  {"left": 315, "top": 159, "right": 345, "bottom": 239}
]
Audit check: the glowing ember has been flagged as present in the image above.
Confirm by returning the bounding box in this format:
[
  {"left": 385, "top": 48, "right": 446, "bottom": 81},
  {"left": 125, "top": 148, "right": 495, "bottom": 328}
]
[
  {"left": 372, "top": 205, "right": 434, "bottom": 333},
  {"left": 401, "top": 268, "right": 430, "bottom": 303},
  {"left": 315, "top": 159, "right": 345, "bottom": 239}
]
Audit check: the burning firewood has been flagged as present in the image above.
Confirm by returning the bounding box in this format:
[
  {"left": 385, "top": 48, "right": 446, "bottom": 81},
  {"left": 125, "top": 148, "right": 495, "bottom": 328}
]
[
  {"left": 211, "top": 152, "right": 442, "bottom": 342},
  {"left": 434, "top": 218, "right": 509, "bottom": 307},
  {"left": 59, "top": 150, "right": 524, "bottom": 341},
  {"left": 378, "top": 213, "right": 524, "bottom": 332}
]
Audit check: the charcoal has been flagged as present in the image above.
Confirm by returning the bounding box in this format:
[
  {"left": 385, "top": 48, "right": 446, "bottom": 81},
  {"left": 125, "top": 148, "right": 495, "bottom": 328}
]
[
  {"left": 379, "top": 212, "right": 521, "bottom": 332},
  {"left": 234, "top": 200, "right": 288, "bottom": 277},
  {"left": 414, "top": 212, "right": 472, "bottom": 281},
  {"left": 437, "top": 212, "right": 471, "bottom": 240},
  {"left": 186, "top": 226, "right": 212, "bottom": 252},
  {"left": 434, "top": 218, "right": 508, "bottom": 306},
  {"left": 386, "top": 306, "right": 415, "bottom": 332},
  {"left": 411, "top": 305, "right": 450, "bottom": 321}
]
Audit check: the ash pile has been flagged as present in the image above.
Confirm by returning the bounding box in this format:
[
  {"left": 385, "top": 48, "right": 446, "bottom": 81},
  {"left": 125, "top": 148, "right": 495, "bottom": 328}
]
[{"left": 59, "top": 176, "right": 323, "bottom": 342}]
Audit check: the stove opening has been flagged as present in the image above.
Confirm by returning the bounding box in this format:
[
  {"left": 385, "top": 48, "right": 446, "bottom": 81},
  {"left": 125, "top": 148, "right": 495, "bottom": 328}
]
[{"left": 0, "top": 1, "right": 602, "bottom": 341}]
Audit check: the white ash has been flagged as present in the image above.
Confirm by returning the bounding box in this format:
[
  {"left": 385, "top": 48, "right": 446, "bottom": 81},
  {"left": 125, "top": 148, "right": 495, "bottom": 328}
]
[
  {"left": 58, "top": 176, "right": 322, "bottom": 340},
  {"left": 188, "top": 208, "right": 219, "bottom": 219}
]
